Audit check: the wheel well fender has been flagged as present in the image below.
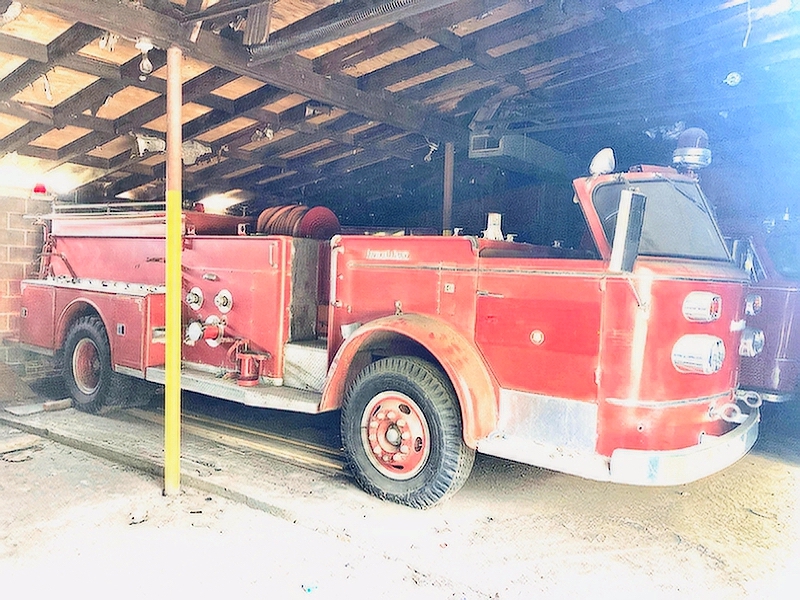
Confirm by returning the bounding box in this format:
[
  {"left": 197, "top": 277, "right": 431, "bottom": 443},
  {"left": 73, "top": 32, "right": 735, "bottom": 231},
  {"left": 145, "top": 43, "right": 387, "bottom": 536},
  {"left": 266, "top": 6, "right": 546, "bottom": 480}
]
[
  {"left": 321, "top": 314, "right": 498, "bottom": 447},
  {"left": 57, "top": 300, "right": 105, "bottom": 351}
]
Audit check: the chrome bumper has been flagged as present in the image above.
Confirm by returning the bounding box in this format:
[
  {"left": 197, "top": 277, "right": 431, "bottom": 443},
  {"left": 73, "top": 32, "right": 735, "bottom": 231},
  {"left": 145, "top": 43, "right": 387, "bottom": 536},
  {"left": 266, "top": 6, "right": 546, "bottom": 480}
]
[{"left": 609, "top": 408, "right": 760, "bottom": 486}]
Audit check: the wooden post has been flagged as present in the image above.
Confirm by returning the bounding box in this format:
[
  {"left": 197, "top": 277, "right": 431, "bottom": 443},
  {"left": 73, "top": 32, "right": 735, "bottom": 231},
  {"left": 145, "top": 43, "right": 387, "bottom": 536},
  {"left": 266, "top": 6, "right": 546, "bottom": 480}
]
[
  {"left": 163, "top": 45, "right": 182, "bottom": 496},
  {"left": 443, "top": 141, "right": 454, "bottom": 235}
]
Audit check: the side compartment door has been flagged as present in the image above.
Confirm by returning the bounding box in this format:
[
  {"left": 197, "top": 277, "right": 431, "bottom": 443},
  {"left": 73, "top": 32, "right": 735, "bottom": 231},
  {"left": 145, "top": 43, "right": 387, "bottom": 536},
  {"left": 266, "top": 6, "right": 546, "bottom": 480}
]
[
  {"left": 19, "top": 282, "right": 56, "bottom": 350},
  {"left": 474, "top": 258, "right": 603, "bottom": 402}
]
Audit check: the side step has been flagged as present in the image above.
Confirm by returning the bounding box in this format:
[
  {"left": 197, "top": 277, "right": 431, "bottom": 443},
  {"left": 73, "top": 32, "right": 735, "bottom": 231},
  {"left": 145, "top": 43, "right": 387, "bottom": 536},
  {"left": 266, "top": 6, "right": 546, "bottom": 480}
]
[
  {"left": 146, "top": 366, "right": 323, "bottom": 414},
  {"left": 284, "top": 339, "right": 328, "bottom": 393}
]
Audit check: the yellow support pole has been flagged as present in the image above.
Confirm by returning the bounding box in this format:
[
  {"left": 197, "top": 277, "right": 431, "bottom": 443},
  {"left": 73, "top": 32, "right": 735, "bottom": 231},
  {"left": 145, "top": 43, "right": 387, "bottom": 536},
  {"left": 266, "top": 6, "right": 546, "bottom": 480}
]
[{"left": 163, "top": 46, "right": 183, "bottom": 496}]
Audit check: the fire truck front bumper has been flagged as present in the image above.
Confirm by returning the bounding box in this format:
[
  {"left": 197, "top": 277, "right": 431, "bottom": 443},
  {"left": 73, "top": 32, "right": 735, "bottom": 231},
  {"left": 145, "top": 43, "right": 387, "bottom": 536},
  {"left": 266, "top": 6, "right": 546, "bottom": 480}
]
[{"left": 609, "top": 408, "right": 760, "bottom": 486}]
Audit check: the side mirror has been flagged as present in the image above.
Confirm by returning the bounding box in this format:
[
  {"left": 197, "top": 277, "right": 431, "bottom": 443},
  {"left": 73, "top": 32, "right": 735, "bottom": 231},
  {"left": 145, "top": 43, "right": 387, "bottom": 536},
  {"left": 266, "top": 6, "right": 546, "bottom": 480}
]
[{"left": 609, "top": 190, "right": 646, "bottom": 273}]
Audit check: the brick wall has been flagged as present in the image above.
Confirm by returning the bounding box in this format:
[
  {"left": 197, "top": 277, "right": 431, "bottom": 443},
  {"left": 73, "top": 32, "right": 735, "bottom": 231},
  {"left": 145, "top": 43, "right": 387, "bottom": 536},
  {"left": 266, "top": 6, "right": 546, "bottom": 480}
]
[{"left": 1, "top": 189, "right": 54, "bottom": 378}]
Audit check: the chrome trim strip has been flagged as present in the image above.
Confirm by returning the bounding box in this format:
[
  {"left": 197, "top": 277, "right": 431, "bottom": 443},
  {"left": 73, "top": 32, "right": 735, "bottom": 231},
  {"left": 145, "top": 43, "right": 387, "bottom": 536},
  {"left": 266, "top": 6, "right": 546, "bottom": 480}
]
[
  {"left": 605, "top": 390, "right": 731, "bottom": 409},
  {"left": 23, "top": 277, "right": 165, "bottom": 296}
]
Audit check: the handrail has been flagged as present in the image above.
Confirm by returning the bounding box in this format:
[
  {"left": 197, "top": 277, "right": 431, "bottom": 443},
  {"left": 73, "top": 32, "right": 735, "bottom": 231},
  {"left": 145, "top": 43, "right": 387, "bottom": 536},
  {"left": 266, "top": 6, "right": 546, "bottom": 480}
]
[{"left": 51, "top": 201, "right": 166, "bottom": 213}]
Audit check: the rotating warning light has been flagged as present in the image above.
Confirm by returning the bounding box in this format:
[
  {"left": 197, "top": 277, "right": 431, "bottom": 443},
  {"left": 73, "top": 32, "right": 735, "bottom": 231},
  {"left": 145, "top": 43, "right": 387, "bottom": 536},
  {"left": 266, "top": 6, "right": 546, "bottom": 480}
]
[{"left": 673, "top": 127, "right": 711, "bottom": 169}]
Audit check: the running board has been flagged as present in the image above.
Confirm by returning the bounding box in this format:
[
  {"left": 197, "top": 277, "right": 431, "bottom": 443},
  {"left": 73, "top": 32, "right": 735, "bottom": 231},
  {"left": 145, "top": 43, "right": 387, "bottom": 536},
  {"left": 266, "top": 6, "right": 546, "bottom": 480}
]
[{"left": 146, "top": 366, "right": 323, "bottom": 414}]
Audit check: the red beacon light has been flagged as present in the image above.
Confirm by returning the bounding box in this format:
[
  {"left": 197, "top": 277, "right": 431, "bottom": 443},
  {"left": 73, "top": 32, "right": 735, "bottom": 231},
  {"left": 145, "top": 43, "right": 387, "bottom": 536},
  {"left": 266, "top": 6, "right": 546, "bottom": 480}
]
[
  {"left": 32, "top": 183, "right": 47, "bottom": 194},
  {"left": 673, "top": 127, "right": 711, "bottom": 170}
]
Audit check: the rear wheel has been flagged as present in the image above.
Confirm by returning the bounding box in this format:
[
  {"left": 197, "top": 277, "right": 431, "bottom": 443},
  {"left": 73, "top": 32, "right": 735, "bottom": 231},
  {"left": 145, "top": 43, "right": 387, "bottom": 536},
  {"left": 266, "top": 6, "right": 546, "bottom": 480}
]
[
  {"left": 63, "top": 316, "right": 130, "bottom": 413},
  {"left": 341, "top": 356, "right": 475, "bottom": 508}
]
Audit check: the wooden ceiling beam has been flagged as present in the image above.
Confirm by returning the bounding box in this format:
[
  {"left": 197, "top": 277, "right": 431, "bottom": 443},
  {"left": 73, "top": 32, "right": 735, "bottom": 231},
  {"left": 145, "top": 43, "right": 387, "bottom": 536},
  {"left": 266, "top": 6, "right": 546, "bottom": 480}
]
[
  {"left": 184, "top": 157, "right": 258, "bottom": 192},
  {"left": 399, "top": 0, "right": 507, "bottom": 37},
  {"left": 248, "top": 0, "right": 461, "bottom": 64},
  {"left": 419, "top": 0, "right": 733, "bottom": 108},
  {"left": 0, "top": 23, "right": 101, "bottom": 100},
  {"left": 0, "top": 99, "right": 54, "bottom": 125},
  {"left": 181, "top": 0, "right": 265, "bottom": 23},
  {"left": 67, "top": 154, "right": 113, "bottom": 170},
  {"left": 104, "top": 171, "right": 160, "bottom": 199},
  {"left": 0, "top": 32, "right": 49, "bottom": 62},
  {"left": 54, "top": 130, "right": 113, "bottom": 162},
  {"left": 24, "top": 0, "right": 466, "bottom": 144},
  {"left": 59, "top": 54, "right": 124, "bottom": 80},
  {"left": 311, "top": 0, "right": 515, "bottom": 76},
  {"left": 274, "top": 152, "right": 397, "bottom": 192},
  {"left": 52, "top": 78, "right": 124, "bottom": 129},
  {"left": 0, "top": 121, "right": 51, "bottom": 154},
  {"left": 358, "top": 45, "right": 459, "bottom": 93},
  {"left": 224, "top": 163, "right": 288, "bottom": 190},
  {"left": 268, "top": 133, "right": 423, "bottom": 192},
  {"left": 312, "top": 24, "right": 416, "bottom": 76},
  {"left": 182, "top": 66, "right": 240, "bottom": 100}
]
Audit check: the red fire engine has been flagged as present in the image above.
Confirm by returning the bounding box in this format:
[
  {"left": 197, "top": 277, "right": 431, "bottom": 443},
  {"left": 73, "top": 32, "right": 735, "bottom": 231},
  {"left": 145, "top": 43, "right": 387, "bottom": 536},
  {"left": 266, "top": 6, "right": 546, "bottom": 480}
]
[{"left": 18, "top": 148, "right": 762, "bottom": 508}]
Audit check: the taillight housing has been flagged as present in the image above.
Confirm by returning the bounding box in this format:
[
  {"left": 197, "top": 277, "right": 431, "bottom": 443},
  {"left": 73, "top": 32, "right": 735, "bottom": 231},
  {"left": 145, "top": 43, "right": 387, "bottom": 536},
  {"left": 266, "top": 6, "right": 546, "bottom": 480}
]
[
  {"left": 672, "top": 334, "right": 725, "bottom": 374},
  {"left": 682, "top": 291, "right": 722, "bottom": 322}
]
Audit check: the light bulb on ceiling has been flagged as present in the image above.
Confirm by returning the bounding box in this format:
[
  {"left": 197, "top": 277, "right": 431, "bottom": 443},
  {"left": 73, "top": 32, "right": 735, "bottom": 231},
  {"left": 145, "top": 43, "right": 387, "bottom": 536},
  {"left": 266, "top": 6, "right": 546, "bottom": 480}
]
[{"left": 135, "top": 37, "right": 154, "bottom": 80}]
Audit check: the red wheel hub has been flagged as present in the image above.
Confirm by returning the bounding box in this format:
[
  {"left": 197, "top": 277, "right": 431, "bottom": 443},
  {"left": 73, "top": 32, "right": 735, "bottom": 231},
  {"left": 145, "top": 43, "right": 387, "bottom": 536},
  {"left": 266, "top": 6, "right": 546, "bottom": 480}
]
[
  {"left": 361, "top": 391, "right": 430, "bottom": 480},
  {"left": 72, "top": 338, "right": 101, "bottom": 395}
]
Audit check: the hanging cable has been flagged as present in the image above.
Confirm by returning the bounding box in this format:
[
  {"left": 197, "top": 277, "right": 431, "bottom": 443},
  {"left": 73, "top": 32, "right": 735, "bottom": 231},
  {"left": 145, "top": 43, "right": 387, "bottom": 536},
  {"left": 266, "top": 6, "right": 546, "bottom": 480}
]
[{"left": 742, "top": 0, "right": 752, "bottom": 48}]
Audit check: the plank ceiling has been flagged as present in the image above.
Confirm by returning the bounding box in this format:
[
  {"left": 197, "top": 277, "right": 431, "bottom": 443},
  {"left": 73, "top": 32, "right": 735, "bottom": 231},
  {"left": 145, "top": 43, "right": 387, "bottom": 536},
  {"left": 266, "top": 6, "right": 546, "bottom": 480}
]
[{"left": 1, "top": 0, "right": 799, "bottom": 218}]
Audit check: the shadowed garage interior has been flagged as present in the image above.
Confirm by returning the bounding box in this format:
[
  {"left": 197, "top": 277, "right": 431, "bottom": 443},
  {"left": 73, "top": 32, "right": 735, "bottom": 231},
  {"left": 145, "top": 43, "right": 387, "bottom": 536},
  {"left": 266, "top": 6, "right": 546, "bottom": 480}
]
[{"left": 0, "top": 0, "right": 798, "bottom": 236}]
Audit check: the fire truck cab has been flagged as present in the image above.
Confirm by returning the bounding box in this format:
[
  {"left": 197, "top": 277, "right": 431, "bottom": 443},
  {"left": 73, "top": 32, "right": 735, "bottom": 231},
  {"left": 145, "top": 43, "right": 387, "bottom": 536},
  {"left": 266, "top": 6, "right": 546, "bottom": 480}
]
[{"left": 19, "top": 148, "right": 761, "bottom": 508}]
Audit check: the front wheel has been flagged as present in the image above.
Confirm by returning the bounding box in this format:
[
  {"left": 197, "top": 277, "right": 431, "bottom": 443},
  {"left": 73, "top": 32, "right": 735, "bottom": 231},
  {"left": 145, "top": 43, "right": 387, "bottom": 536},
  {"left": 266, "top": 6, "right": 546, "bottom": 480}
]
[
  {"left": 341, "top": 356, "right": 475, "bottom": 508},
  {"left": 63, "top": 316, "right": 130, "bottom": 413}
]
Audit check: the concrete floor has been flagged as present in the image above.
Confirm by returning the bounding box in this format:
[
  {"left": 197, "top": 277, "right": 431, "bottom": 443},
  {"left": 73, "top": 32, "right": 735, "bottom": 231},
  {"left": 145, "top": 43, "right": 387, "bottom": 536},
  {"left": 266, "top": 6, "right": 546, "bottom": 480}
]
[{"left": 1, "top": 384, "right": 799, "bottom": 599}]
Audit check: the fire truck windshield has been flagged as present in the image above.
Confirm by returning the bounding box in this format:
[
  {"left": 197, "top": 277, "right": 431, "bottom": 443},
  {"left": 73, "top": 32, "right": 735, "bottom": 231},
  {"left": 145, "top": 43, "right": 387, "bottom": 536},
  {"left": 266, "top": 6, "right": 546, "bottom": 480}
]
[{"left": 592, "top": 178, "right": 730, "bottom": 261}]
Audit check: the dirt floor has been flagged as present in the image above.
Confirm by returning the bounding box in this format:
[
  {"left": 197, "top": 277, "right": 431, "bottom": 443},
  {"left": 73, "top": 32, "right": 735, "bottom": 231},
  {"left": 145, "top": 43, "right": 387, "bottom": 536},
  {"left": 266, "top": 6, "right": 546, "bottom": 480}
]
[{"left": 1, "top": 370, "right": 800, "bottom": 599}]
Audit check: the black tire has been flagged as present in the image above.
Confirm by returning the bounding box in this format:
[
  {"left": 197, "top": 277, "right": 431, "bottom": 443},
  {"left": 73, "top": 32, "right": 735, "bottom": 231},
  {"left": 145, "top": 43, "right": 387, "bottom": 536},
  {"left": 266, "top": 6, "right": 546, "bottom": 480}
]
[
  {"left": 63, "top": 316, "right": 131, "bottom": 413},
  {"left": 341, "top": 356, "right": 475, "bottom": 509},
  {"left": 126, "top": 379, "right": 162, "bottom": 409}
]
